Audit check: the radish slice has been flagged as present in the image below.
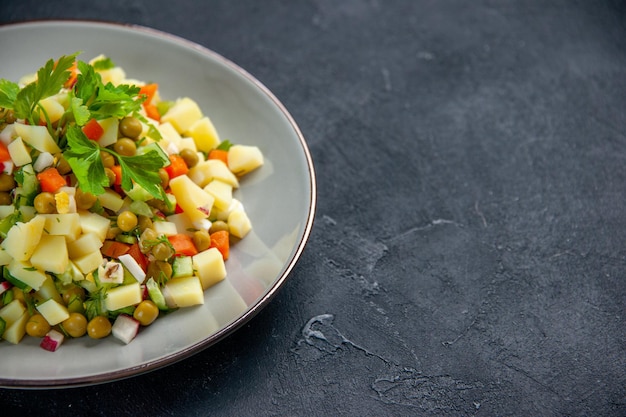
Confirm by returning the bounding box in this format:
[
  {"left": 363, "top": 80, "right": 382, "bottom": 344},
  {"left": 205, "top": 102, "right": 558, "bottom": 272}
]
[
  {"left": 0, "top": 281, "right": 11, "bottom": 296},
  {"left": 112, "top": 314, "right": 140, "bottom": 344},
  {"left": 40, "top": 329, "right": 65, "bottom": 352},
  {"left": 118, "top": 254, "right": 146, "bottom": 284}
]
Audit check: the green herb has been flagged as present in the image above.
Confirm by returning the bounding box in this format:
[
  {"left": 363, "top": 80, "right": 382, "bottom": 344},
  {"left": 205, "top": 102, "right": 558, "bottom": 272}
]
[
  {"left": 0, "top": 79, "right": 19, "bottom": 108},
  {"left": 216, "top": 140, "right": 233, "bottom": 151},
  {"left": 12, "top": 53, "right": 78, "bottom": 125},
  {"left": 92, "top": 57, "right": 116, "bottom": 71},
  {"left": 63, "top": 125, "right": 109, "bottom": 196},
  {"left": 84, "top": 288, "right": 107, "bottom": 322}
]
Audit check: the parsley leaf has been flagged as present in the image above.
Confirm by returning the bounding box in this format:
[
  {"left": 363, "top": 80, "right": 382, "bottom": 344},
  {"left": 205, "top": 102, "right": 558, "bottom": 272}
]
[
  {"left": 0, "top": 79, "right": 19, "bottom": 108},
  {"left": 109, "top": 149, "right": 167, "bottom": 199},
  {"left": 92, "top": 57, "right": 116, "bottom": 71},
  {"left": 63, "top": 125, "right": 109, "bottom": 196},
  {"left": 13, "top": 53, "right": 78, "bottom": 124},
  {"left": 216, "top": 140, "right": 233, "bottom": 151},
  {"left": 70, "top": 96, "right": 90, "bottom": 126}
]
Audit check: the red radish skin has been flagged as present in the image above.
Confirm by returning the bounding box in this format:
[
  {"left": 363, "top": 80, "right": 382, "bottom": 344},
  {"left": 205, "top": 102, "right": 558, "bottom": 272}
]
[{"left": 40, "top": 330, "right": 64, "bottom": 352}]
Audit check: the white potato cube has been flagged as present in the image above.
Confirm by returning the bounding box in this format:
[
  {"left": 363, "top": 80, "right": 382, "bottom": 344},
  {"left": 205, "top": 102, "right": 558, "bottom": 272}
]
[
  {"left": 188, "top": 159, "right": 239, "bottom": 188},
  {"left": 73, "top": 250, "right": 103, "bottom": 274},
  {"left": 228, "top": 209, "right": 252, "bottom": 239},
  {"left": 152, "top": 220, "right": 179, "bottom": 236},
  {"left": 97, "top": 118, "right": 120, "bottom": 147},
  {"left": 38, "top": 96, "right": 65, "bottom": 124},
  {"left": 13, "top": 123, "right": 62, "bottom": 153},
  {"left": 1, "top": 215, "right": 45, "bottom": 261},
  {"left": 105, "top": 282, "right": 142, "bottom": 311},
  {"left": 2, "top": 311, "right": 29, "bottom": 344},
  {"left": 97, "top": 189, "right": 124, "bottom": 212},
  {"left": 204, "top": 180, "right": 232, "bottom": 212},
  {"left": 169, "top": 175, "right": 215, "bottom": 222},
  {"left": 7, "top": 137, "right": 32, "bottom": 166},
  {"left": 36, "top": 298, "right": 69, "bottom": 326},
  {"left": 67, "top": 232, "right": 103, "bottom": 259},
  {"left": 79, "top": 211, "right": 111, "bottom": 241},
  {"left": 185, "top": 116, "right": 220, "bottom": 152},
  {"left": 30, "top": 235, "right": 68, "bottom": 274},
  {"left": 0, "top": 299, "right": 26, "bottom": 329},
  {"left": 228, "top": 145, "right": 264, "bottom": 177},
  {"left": 39, "top": 213, "right": 82, "bottom": 241},
  {"left": 163, "top": 276, "right": 204, "bottom": 307},
  {"left": 193, "top": 247, "right": 226, "bottom": 290},
  {"left": 161, "top": 98, "right": 203, "bottom": 134},
  {"left": 8, "top": 260, "right": 47, "bottom": 290}
]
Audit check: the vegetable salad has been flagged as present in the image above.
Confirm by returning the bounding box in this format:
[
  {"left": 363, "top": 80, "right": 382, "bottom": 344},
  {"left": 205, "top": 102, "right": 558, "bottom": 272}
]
[{"left": 0, "top": 53, "right": 263, "bottom": 351}]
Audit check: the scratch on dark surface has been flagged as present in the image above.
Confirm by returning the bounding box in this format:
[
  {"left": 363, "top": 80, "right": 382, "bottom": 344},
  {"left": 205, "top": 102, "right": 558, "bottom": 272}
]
[
  {"left": 381, "top": 67, "right": 392, "bottom": 91},
  {"left": 474, "top": 201, "right": 488, "bottom": 228},
  {"left": 293, "top": 314, "right": 393, "bottom": 365},
  {"left": 386, "top": 218, "right": 462, "bottom": 244}
]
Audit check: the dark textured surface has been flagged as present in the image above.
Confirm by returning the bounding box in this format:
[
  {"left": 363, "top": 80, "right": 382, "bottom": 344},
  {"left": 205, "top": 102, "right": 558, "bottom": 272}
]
[{"left": 1, "top": 1, "right": 625, "bottom": 415}]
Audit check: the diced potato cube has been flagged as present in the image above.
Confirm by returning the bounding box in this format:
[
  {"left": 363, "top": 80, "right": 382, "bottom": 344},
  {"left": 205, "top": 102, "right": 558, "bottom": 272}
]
[
  {"left": 169, "top": 175, "right": 214, "bottom": 222},
  {"left": 7, "top": 137, "right": 32, "bottom": 166},
  {"left": 178, "top": 137, "right": 198, "bottom": 153},
  {"left": 97, "top": 117, "right": 119, "bottom": 147},
  {"left": 204, "top": 180, "right": 232, "bottom": 212},
  {"left": 2, "top": 311, "right": 29, "bottom": 344},
  {"left": 67, "top": 232, "right": 103, "bottom": 259},
  {"left": 38, "top": 96, "right": 65, "bottom": 124},
  {"left": 73, "top": 250, "right": 103, "bottom": 274},
  {"left": 152, "top": 220, "right": 179, "bottom": 236},
  {"left": 97, "top": 189, "right": 125, "bottom": 212},
  {"left": 7, "top": 260, "right": 48, "bottom": 290},
  {"left": 36, "top": 298, "right": 69, "bottom": 326},
  {"left": 188, "top": 159, "right": 238, "bottom": 188},
  {"left": 79, "top": 211, "right": 111, "bottom": 241},
  {"left": 193, "top": 247, "right": 226, "bottom": 290},
  {"left": 39, "top": 213, "right": 81, "bottom": 241},
  {"left": 13, "top": 123, "right": 62, "bottom": 153},
  {"left": 0, "top": 247, "right": 12, "bottom": 265},
  {"left": 228, "top": 209, "right": 252, "bottom": 239},
  {"left": 228, "top": 145, "right": 264, "bottom": 176},
  {"left": 161, "top": 98, "right": 203, "bottom": 134},
  {"left": 185, "top": 116, "right": 220, "bottom": 152},
  {"left": 30, "top": 235, "right": 68, "bottom": 274},
  {"left": 158, "top": 122, "right": 182, "bottom": 148},
  {"left": 35, "top": 275, "right": 63, "bottom": 304},
  {"left": 1, "top": 215, "right": 46, "bottom": 261},
  {"left": 166, "top": 214, "right": 194, "bottom": 236},
  {"left": 105, "top": 282, "right": 142, "bottom": 311},
  {"left": 163, "top": 276, "right": 204, "bottom": 307},
  {"left": 0, "top": 299, "right": 26, "bottom": 329}
]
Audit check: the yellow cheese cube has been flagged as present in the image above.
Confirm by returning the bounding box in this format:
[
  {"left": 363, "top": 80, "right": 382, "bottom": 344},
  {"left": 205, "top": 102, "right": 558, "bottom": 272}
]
[
  {"left": 193, "top": 247, "right": 226, "bottom": 290},
  {"left": 36, "top": 298, "right": 69, "bottom": 326},
  {"left": 30, "top": 235, "right": 68, "bottom": 274},
  {"left": 105, "top": 282, "right": 142, "bottom": 311}
]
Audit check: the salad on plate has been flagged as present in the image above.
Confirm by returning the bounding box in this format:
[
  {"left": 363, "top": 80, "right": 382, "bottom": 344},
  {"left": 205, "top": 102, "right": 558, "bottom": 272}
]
[{"left": 0, "top": 52, "right": 264, "bottom": 351}]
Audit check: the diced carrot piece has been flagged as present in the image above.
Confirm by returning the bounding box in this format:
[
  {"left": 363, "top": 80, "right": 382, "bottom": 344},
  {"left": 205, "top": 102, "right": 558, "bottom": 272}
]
[
  {"left": 127, "top": 243, "right": 149, "bottom": 272},
  {"left": 110, "top": 165, "right": 123, "bottom": 186},
  {"left": 144, "top": 103, "right": 161, "bottom": 121},
  {"left": 139, "top": 83, "right": 158, "bottom": 105},
  {"left": 64, "top": 61, "right": 78, "bottom": 89},
  {"left": 82, "top": 118, "right": 104, "bottom": 140},
  {"left": 168, "top": 234, "right": 199, "bottom": 256},
  {"left": 101, "top": 240, "right": 131, "bottom": 259},
  {"left": 0, "top": 142, "right": 11, "bottom": 162},
  {"left": 37, "top": 167, "right": 67, "bottom": 193},
  {"left": 209, "top": 230, "right": 229, "bottom": 260},
  {"left": 164, "top": 154, "right": 189, "bottom": 179},
  {"left": 208, "top": 149, "right": 228, "bottom": 166}
]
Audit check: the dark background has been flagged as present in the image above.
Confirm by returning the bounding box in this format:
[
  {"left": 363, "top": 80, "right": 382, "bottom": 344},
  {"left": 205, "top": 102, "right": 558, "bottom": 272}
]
[{"left": 1, "top": 1, "right": 625, "bottom": 416}]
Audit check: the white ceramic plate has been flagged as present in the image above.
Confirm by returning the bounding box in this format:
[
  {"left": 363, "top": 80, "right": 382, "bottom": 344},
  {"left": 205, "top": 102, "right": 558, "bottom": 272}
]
[{"left": 0, "top": 20, "right": 316, "bottom": 388}]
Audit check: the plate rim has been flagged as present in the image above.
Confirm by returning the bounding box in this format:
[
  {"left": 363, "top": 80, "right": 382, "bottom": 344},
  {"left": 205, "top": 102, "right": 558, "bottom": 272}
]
[{"left": 0, "top": 19, "right": 317, "bottom": 389}]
